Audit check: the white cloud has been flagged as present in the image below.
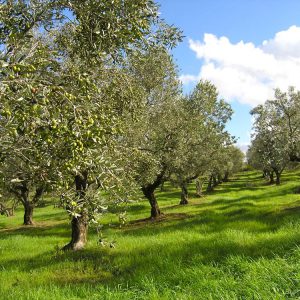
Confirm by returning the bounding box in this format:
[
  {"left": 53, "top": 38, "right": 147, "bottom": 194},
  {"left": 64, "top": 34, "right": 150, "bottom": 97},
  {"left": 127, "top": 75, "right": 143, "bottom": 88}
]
[
  {"left": 180, "top": 26, "right": 300, "bottom": 106},
  {"left": 236, "top": 142, "right": 249, "bottom": 154},
  {"left": 179, "top": 74, "right": 199, "bottom": 85}
]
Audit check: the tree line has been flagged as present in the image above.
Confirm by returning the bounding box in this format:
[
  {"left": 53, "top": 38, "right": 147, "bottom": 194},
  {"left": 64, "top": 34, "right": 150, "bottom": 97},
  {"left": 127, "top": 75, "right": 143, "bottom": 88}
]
[{"left": 0, "top": 0, "right": 244, "bottom": 250}]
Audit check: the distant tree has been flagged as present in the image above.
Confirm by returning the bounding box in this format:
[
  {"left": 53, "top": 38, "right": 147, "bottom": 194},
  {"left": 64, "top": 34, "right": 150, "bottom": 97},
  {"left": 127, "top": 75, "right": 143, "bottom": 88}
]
[
  {"left": 249, "top": 100, "right": 291, "bottom": 185},
  {"left": 270, "top": 87, "right": 300, "bottom": 163},
  {"left": 222, "top": 146, "right": 245, "bottom": 182},
  {"left": 170, "top": 80, "right": 234, "bottom": 204},
  {"left": 248, "top": 87, "right": 300, "bottom": 185}
]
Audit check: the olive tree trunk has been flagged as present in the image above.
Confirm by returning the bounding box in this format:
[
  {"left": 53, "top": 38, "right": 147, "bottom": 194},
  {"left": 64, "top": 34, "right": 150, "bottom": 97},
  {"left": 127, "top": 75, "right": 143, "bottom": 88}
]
[
  {"left": 213, "top": 175, "right": 218, "bottom": 187},
  {"left": 223, "top": 171, "right": 229, "bottom": 182},
  {"left": 18, "top": 182, "right": 32, "bottom": 225},
  {"left": 195, "top": 178, "right": 203, "bottom": 197},
  {"left": 23, "top": 202, "right": 34, "bottom": 225},
  {"left": 269, "top": 171, "right": 275, "bottom": 184},
  {"left": 63, "top": 171, "right": 89, "bottom": 251},
  {"left": 274, "top": 169, "right": 281, "bottom": 185},
  {"left": 142, "top": 186, "right": 161, "bottom": 218},
  {"left": 206, "top": 175, "right": 214, "bottom": 192},
  {"left": 141, "top": 169, "right": 165, "bottom": 218},
  {"left": 217, "top": 173, "right": 223, "bottom": 184},
  {"left": 11, "top": 182, "right": 44, "bottom": 225},
  {"left": 179, "top": 182, "right": 188, "bottom": 205},
  {"left": 63, "top": 213, "right": 88, "bottom": 251}
]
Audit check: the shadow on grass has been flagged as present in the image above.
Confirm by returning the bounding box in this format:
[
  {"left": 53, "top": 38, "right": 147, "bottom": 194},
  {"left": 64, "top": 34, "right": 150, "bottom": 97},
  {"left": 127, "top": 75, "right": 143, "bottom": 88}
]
[
  {"left": 0, "top": 221, "right": 70, "bottom": 239},
  {"left": 1, "top": 170, "right": 300, "bottom": 288},
  {"left": 2, "top": 211, "right": 300, "bottom": 288},
  {"left": 121, "top": 182, "right": 300, "bottom": 239}
]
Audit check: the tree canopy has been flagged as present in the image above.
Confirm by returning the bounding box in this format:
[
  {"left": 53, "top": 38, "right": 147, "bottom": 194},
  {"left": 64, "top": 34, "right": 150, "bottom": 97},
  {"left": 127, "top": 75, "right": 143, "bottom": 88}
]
[{"left": 0, "top": 0, "right": 244, "bottom": 250}]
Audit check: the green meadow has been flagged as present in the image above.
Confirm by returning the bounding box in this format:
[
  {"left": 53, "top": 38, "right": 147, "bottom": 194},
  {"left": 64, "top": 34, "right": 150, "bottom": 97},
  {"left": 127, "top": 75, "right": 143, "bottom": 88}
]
[{"left": 1, "top": 169, "right": 300, "bottom": 300}]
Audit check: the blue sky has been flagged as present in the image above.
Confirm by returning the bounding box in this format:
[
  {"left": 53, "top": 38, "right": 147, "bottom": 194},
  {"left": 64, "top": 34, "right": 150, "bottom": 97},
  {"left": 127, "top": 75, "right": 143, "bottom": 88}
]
[{"left": 156, "top": 0, "right": 300, "bottom": 151}]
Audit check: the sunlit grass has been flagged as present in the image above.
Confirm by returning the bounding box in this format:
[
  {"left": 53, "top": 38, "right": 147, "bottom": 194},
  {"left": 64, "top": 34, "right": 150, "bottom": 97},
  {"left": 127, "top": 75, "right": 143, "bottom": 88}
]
[{"left": 1, "top": 169, "right": 300, "bottom": 299}]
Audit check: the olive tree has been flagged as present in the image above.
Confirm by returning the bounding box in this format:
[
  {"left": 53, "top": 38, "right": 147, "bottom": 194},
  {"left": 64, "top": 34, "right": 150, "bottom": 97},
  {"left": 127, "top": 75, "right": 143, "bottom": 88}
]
[
  {"left": 0, "top": 0, "right": 182, "bottom": 249},
  {"left": 171, "top": 80, "right": 234, "bottom": 203},
  {"left": 271, "top": 87, "right": 300, "bottom": 163},
  {"left": 248, "top": 87, "right": 300, "bottom": 184},
  {"left": 0, "top": 1, "right": 66, "bottom": 224},
  {"left": 126, "top": 47, "right": 183, "bottom": 218},
  {"left": 249, "top": 100, "right": 291, "bottom": 185},
  {"left": 222, "top": 146, "right": 244, "bottom": 182},
  {"left": 52, "top": 1, "right": 181, "bottom": 250}
]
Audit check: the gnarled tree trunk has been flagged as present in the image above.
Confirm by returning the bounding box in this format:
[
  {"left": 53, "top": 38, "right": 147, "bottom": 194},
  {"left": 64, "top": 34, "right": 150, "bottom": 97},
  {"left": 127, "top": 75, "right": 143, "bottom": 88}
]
[
  {"left": 217, "top": 173, "right": 223, "bottom": 184},
  {"left": 206, "top": 175, "right": 214, "bottom": 192},
  {"left": 141, "top": 169, "right": 165, "bottom": 218},
  {"left": 11, "top": 181, "right": 43, "bottom": 225},
  {"left": 63, "top": 171, "right": 89, "bottom": 251},
  {"left": 269, "top": 171, "right": 275, "bottom": 184},
  {"left": 213, "top": 175, "right": 218, "bottom": 187},
  {"left": 63, "top": 212, "right": 88, "bottom": 251},
  {"left": 142, "top": 186, "right": 161, "bottom": 218},
  {"left": 274, "top": 169, "right": 281, "bottom": 185},
  {"left": 23, "top": 202, "right": 34, "bottom": 225},
  {"left": 179, "top": 182, "right": 188, "bottom": 205},
  {"left": 17, "top": 182, "right": 32, "bottom": 225},
  {"left": 195, "top": 178, "right": 203, "bottom": 197},
  {"left": 23, "top": 186, "right": 45, "bottom": 225},
  {"left": 223, "top": 171, "right": 229, "bottom": 182}
]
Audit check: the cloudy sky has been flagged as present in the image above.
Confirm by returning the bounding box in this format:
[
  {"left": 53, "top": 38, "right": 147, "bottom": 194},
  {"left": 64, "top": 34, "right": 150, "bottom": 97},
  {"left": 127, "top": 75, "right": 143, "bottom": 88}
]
[{"left": 157, "top": 0, "right": 300, "bottom": 152}]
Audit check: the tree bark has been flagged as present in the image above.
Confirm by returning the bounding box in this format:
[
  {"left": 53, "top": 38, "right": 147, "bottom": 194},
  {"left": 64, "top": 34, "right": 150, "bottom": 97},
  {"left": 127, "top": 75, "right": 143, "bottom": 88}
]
[
  {"left": 142, "top": 186, "right": 161, "bottom": 218},
  {"left": 274, "top": 169, "right": 281, "bottom": 185},
  {"left": 23, "top": 186, "right": 45, "bottom": 225},
  {"left": 8, "top": 180, "right": 45, "bottom": 225},
  {"left": 63, "top": 213, "right": 88, "bottom": 251},
  {"left": 23, "top": 202, "right": 34, "bottom": 225},
  {"left": 223, "top": 171, "right": 229, "bottom": 182},
  {"left": 141, "top": 168, "right": 165, "bottom": 218},
  {"left": 63, "top": 171, "right": 89, "bottom": 251},
  {"left": 213, "top": 175, "right": 218, "bottom": 187},
  {"left": 217, "top": 173, "right": 223, "bottom": 184},
  {"left": 11, "top": 182, "right": 45, "bottom": 225},
  {"left": 18, "top": 182, "right": 33, "bottom": 225},
  {"left": 179, "top": 182, "right": 188, "bottom": 205},
  {"left": 206, "top": 175, "right": 214, "bottom": 192},
  {"left": 269, "top": 171, "right": 275, "bottom": 184},
  {"left": 195, "top": 179, "right": 203, "bottom": 197}
]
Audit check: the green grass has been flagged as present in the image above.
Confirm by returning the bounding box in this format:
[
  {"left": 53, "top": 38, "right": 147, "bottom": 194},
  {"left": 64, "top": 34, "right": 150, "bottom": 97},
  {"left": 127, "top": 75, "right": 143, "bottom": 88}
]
[{"left": 1, "top": 170, "right": 300, "bottom": 299}]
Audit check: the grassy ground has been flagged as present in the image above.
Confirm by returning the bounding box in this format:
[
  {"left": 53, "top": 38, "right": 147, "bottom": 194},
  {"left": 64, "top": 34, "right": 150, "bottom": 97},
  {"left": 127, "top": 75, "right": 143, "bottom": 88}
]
[{"left": 1, "top": 170, "right": 300, "bottom": 299}]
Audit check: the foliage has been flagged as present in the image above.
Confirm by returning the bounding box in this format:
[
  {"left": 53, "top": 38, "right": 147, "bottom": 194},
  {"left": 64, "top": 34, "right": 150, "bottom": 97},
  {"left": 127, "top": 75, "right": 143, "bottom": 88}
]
[
  {"left": 248, "top": 87, "right": 300, "bottom": 183},
  {"left": 271, "top": 87, "right": 300, "bottom": 162},
  {"left": 171, "top": 80, "right": 234, "bottom": 183},
  {"left": 126, "top": 48, "right": 182, "bottom": 185},
  {"left": 0, "top": 0, "right": 182, "bottom": 243}
]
